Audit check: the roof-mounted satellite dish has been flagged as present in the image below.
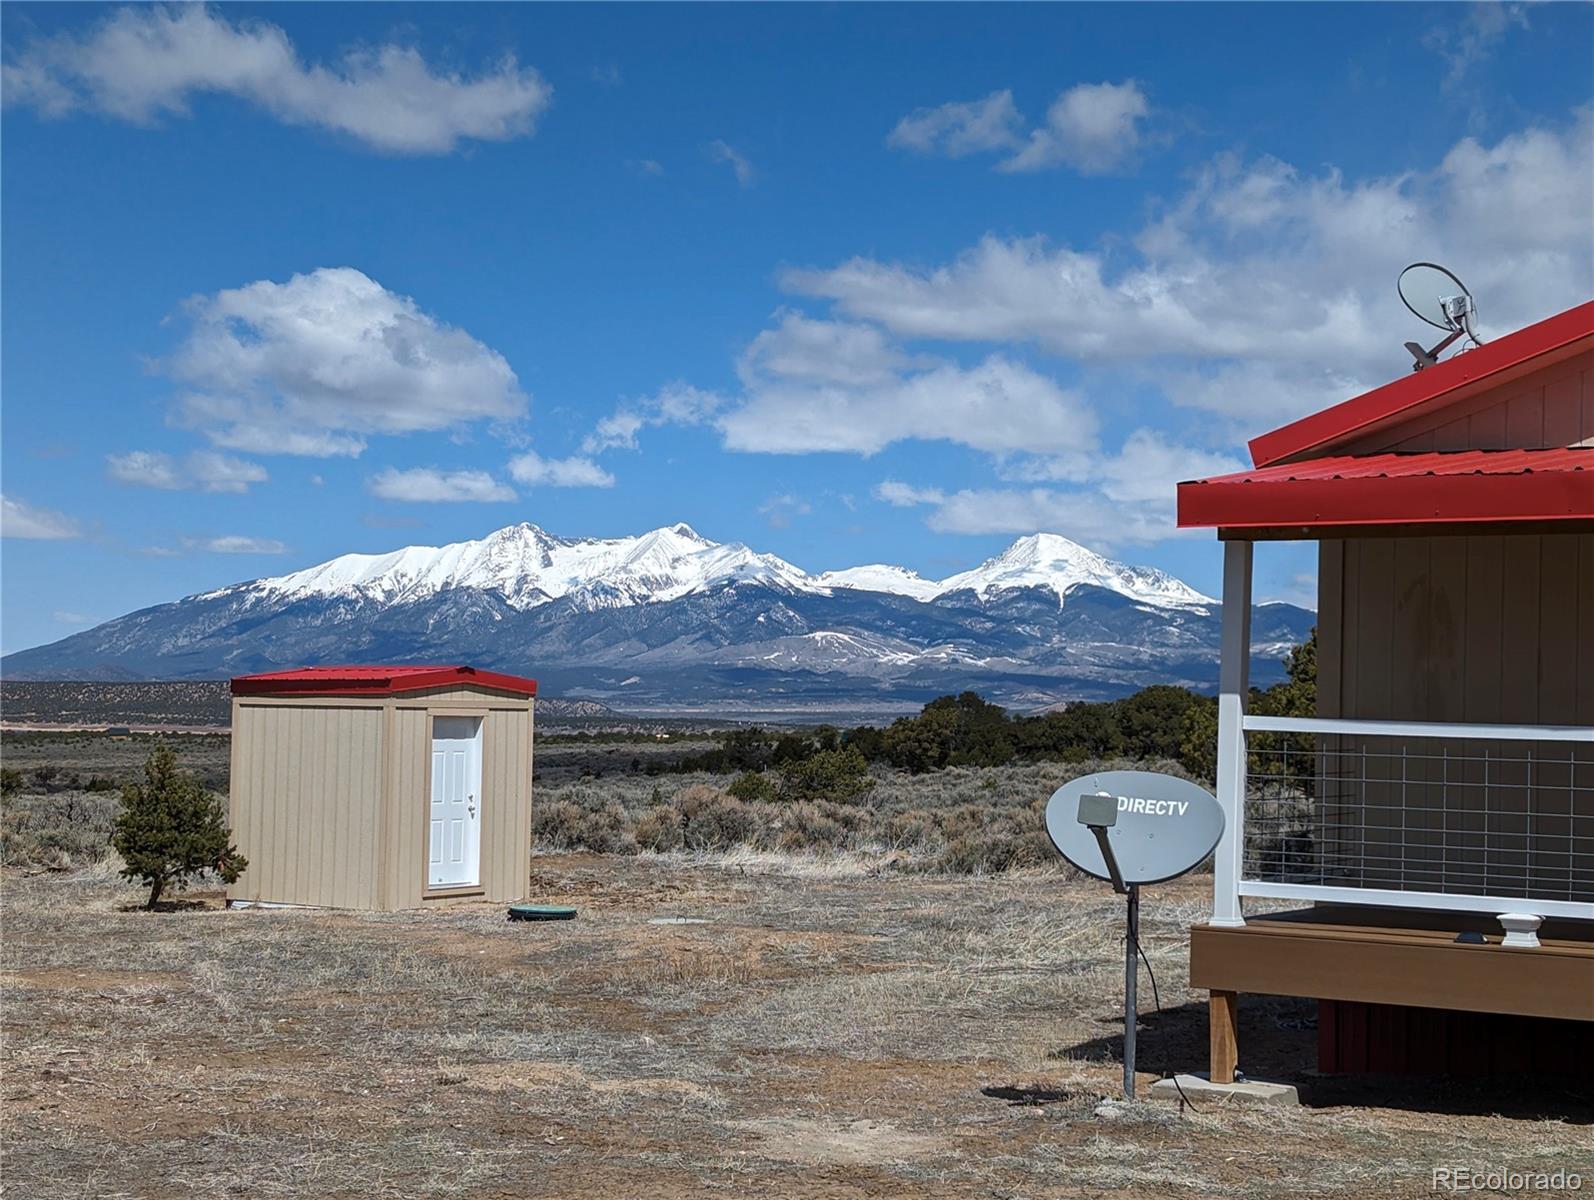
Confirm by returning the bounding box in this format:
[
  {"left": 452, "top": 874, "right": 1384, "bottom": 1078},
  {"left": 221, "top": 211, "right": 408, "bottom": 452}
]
[
  {"left": 1045, "top": 770, "right": 1225, "bottom": 1100},
  {"left": 1398, "top": 261, "right": 1486, "bottom": 372}
]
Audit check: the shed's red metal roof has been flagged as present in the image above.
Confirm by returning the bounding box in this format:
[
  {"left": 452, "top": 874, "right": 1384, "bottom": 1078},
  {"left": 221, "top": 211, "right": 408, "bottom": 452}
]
[
  {"left": 1247, "top": 300, "right": 1594, "bottom": 468},
  {"left": 231, "top": 665, "right": 538, "bottom": 698},
  {"left": 1177, "top": 447, "right": 1594, "bottom": 532}
]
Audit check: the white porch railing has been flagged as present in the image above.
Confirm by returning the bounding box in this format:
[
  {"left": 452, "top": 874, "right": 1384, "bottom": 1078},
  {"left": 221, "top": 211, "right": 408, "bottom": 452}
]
[
  {"left": 1232, "top": 715, "right": 1594, "bottom": 921},
  {"left": 1208, "top": 538, "right": 1594, "bottom": 927}
]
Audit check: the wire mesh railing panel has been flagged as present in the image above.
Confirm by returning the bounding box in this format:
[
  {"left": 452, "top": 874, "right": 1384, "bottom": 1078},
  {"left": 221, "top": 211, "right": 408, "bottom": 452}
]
[{"left": 1242, "top": 732, "right": 1593, "bottom": 905}]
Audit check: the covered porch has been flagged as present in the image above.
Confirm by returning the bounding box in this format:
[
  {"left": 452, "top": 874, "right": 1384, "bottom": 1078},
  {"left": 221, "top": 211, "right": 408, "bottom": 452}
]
[
  {"left": 1175, "top": 302, "right": 1594, "bottom": 1081},
  {"left": 1191, "top": 530, "right": 1594, "bottom": 1078}
]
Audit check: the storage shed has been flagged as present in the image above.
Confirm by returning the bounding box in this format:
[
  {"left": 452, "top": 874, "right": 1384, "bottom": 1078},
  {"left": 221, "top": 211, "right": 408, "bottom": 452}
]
[{"left": 227, "top": 665, "right": 537, "bottom": 910}]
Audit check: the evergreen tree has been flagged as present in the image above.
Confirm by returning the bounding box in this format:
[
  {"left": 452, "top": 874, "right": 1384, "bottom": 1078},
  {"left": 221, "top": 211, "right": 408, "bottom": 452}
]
[
  {"left": 112, "top": 742, "right": 246, "bottom": 909},
  {"left": 778, "top": 746, "right": 875, "bottom": 803}
]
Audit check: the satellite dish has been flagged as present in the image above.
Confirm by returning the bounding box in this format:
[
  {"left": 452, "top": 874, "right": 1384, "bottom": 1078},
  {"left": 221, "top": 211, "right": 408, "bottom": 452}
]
[
  {"left": 1397, "top": 261, "right": 1486, "bottom": 371},
  {"left": 1044, "top": 770, "right": 1225, "bottom": 1100},
  {"left": 1045, "top": 770, "right": 1224, "bottom": 886}
]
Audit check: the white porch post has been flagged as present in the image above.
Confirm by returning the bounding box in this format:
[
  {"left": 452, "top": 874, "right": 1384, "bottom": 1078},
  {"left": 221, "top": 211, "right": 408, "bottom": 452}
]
[{"left": 1211, "top": 538, "right": 1252, "bottom": 927}]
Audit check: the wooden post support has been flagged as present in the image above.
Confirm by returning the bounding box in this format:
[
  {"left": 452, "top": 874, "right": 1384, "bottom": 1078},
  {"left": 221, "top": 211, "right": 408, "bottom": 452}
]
[{"left": 1210, "top": 990, "right": 1239, "bottom": 1084}]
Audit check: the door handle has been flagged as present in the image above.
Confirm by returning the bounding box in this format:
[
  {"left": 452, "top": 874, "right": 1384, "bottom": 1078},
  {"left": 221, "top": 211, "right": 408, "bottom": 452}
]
[{"left": 468, "top": 794, "right": 476, "bottom": 818}]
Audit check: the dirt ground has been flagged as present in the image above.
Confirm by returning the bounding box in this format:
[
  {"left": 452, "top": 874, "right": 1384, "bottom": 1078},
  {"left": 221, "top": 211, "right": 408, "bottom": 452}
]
[{"left": 3, "top": 856, "right": 1590, "bottom": 1199}]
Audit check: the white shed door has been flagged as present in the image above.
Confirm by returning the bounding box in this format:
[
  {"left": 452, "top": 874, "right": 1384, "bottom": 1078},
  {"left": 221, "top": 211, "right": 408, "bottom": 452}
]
[{"left": 429, "top": 716, "right": 483, "bottom": 889}]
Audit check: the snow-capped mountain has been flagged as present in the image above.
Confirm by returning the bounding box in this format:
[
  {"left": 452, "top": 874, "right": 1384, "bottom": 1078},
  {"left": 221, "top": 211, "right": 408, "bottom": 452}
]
[
  {"left": 2, "top": 521, "right": 1313, "bottom": 716},
  {"left": 232, "top": 522, "right": 811, "bottom": 611},
  {"left": 230, "top": 522, "right": 1211, "bottom": 613},
  {"left": 934, "top": 533, "right": 1213, "bottom": 608}
]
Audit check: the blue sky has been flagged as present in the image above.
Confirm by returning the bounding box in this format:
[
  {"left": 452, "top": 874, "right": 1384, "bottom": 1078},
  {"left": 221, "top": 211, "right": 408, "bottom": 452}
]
[{"left": 3, "top": 2, "right": 1591, "bottom": 654}]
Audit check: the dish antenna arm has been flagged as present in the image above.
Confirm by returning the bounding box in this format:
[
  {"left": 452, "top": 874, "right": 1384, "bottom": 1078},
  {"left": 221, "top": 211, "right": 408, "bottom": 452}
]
[{"left": 1404, "top": 328, "right": 1465, "bottom": 372}]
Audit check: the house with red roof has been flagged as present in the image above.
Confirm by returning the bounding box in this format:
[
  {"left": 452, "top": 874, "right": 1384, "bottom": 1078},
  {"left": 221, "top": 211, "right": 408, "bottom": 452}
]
[{"left": 1177, "top": 300, "right": 1593, "bottom": 1078}]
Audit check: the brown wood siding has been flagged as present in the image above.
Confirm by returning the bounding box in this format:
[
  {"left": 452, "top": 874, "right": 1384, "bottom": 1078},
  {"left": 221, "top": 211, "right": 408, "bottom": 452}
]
[
  {"left": 1318, "top": 1001, "right": 1594, "bottom": 1075},
  {"left": 1340, "top": 348, "right": 1594, "bottom": 454},
  {"left": 1316, "top": 533, "right": 1594, "bottom": 902}
]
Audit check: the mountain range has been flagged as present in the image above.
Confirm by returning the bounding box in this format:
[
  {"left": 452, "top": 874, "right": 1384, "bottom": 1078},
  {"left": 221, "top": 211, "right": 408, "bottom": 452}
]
[{"left": 1, "top": 522, "right": 1314, "bottom": 719}]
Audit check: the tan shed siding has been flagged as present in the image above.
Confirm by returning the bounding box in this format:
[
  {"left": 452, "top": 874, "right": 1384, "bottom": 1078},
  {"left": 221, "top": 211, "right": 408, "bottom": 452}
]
[
  {"left": 525, "top": 702, "right": 536, "bottom": 898},
  {"left": 1317, "top": 533, "right": 1594, "bottom": 900},
  {"left": 1341, "top": 349, "right": 1594, "bottom": 454},
  {"left": 480, "top": 706, "right": 533, "bottom": 902},
  {"left": 387, "top": 705, "right": 430, "bottom": 909},
  {"left": 227, "top": 697, "right": 254, "bottom": 899},
  {"left": 226, "top": 701, "right": 386, "bottom": 909}
]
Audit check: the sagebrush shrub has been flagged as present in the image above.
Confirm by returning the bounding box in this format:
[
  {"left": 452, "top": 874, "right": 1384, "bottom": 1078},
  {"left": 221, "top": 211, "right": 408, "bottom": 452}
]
[
  {"left": 533, "top": 798, "right": 637, "bottom": 854},
  {"left": 634, "top": 805, "right": 684, "bottom": 852},
  {"left": 771, "top": 802, "right": 848, "bottom": 853},
  {"left": 674, "top": 785, "right": 757, "bottom": 850}
]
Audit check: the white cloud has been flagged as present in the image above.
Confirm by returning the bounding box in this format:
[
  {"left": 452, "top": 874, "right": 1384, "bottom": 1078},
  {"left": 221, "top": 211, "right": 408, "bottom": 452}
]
[
  {"left": 1000, "top": 80, "right": 1149, "bottom": 174},
  {"left": 739, "top": 310, "right": 918, "bottom": 388},
  {"left": 106, "top": 449, "right": 267, "bottom": 493},
  {"left": 707, "top": 139, "right": 755, "bottom": 187},
  {"left": 506, "top": 451, "right": 615, "bottom": 488},
  {"left": 367, "top": 467, "right": 516, "bottom": 503},
  {"left": 719, "top": 350, "right": 1098, "bottom": 456},
  {"left": 165, "top": 267, "right": 526, "bottom": 457},
  {"left": 584, "top": 322, "right": 1096, "bottom": 460},
  {"left": 1, "top": 494, "right": 82, "bottom": 540},
  {"left": 758, "top": 493, "right": 812, "bottom": 528},
  {"left": 922, "top": 488, "right": 1172, "bottom": 546},
  {"left": 583, "top": 383, "right": 723, "bottom": 454},
  {"left": 787, "top": 109, "right": 1594, "bottom": 420},
  {"left": 708, "top": 310, "right": 1097, "bottom": 456},
  {"left": 887, "top": 90, "right": 1022, "bottom": 157},
  {"left": 2, "top": 4, "right": 552, "bottom": 154},
  {"left": 887, "top": 81, "right": 1149, "bottom": 174},
  {"left": 882, "top": 430, "right": 1245, "bottom": 548},
  {"left": 1426, "top": 2, "right": 1529, "bottom": 88},
  {"left": 631, "top": 158, "right": 665, "bottom": 177},
  {"left": 874, "top": 480, "right": 947, "bottom": 508},
  {"left": 184, "top": 534, "right": 287, "bottom": 555},
  {"left": 1003, "top": 429, "right": 1246, "bottom": 504}
]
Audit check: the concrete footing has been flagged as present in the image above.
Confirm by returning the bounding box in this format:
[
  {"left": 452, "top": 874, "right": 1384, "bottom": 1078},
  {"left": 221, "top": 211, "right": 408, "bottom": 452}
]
[{"left": 1148, "top": 1073, "right": 1299, "bottom": 1106}]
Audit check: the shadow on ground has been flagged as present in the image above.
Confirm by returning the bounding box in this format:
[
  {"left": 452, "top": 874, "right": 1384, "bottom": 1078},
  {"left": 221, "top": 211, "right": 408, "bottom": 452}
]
[{"left": 1052, "top": 994, "right": 1594, "bottom": 1122}]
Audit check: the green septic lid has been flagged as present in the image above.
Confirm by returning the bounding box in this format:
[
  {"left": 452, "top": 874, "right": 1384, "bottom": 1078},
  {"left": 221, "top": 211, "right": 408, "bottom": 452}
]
[{"left": 508, "top": 903, "right": 577, "bottom": 922}]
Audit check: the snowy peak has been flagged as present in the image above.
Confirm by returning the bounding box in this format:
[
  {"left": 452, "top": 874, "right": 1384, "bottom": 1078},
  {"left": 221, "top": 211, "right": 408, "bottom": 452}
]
[
  {"left": 238, "top": 522, "right": 810, "bottom": 612},
  {"left": 219, "top": 522, "right": 1212, "bottom": 615},
  {"left": 817, "top": 564, "right": 941, "bottom": 603},
  {"left": 936, "top": 533, "right": 1214, "bottom": 608}
]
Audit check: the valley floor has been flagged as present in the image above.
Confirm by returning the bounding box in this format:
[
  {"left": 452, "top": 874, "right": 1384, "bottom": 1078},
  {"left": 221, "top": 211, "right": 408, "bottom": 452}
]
[{"left": 4, "top": 856, "right": 1588, "bottom": 1199}]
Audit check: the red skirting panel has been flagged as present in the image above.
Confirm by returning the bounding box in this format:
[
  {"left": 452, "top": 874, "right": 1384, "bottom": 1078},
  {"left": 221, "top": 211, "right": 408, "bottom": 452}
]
[{"left": 1319, "top": 1002, "right": 1594, "bottom": 1076}]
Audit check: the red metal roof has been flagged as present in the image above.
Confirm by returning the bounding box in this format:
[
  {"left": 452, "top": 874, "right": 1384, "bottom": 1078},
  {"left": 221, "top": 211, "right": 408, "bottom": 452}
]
[
  {"left": 231, "top": 664, "right": 538, "bottom": 698},
  {"left": 1247, "top": 300, "right": 1594, "bottom": 468},
  {"left": 1178, "top": 447, "right": 1594, "bottom": 532}
]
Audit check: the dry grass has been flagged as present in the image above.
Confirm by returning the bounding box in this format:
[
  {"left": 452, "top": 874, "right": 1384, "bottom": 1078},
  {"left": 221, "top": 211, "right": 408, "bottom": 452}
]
[{"left": 4, "top": 855, "right": 1589, "bottom": 1199}]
